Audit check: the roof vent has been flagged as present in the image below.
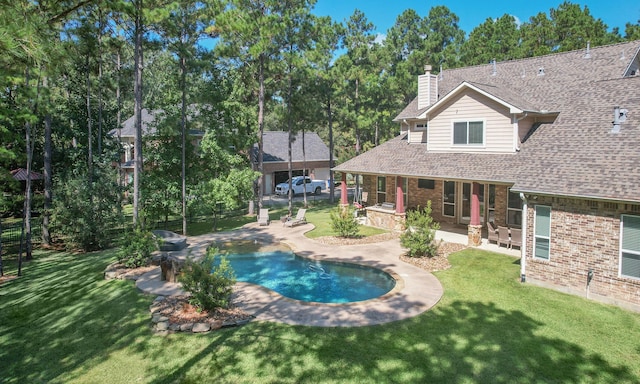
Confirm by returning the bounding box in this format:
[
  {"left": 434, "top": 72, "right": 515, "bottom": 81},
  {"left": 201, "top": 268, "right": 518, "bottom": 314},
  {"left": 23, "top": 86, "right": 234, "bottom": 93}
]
[
  {"left": 537, "top": 67, "right": 545, "bottom": 76},
  {"left": 584, "top": 41, "right": 591, "bottom": 59},
  {"left": 491, "top": 59, "right": 497, "bottom": 76},
  {"left": 611, "top": 106, "right": 628, "bottom": 133},
  {"left": 621, "top": 50, "right": 626, "bottom": 60}
]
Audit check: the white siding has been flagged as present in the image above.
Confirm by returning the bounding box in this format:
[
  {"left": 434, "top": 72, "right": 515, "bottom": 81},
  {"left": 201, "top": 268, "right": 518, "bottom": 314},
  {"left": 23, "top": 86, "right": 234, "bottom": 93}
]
[
  {"left": 408, "top": 122, "right": 428, "bottom": 144},
  {"left": 428, "top": 90, "right": 515, "bottom": 153}
]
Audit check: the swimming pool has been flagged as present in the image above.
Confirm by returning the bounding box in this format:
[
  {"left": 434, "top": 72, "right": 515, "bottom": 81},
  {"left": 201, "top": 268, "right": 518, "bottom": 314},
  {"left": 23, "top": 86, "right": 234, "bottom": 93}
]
[{"left": 217, "top": 250, "right": 396, "bottom": 303}]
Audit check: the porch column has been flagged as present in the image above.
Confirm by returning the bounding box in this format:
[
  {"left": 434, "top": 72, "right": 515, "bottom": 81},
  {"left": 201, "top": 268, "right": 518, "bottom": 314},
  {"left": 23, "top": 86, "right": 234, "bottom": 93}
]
[
  {"left": 470, "top": 182, "right": 481, "bottom": 226},
  {"left": 340, "top": 173, "right": 348, "bottom": 205},
  {"left": 396, "top": 176, "right": 405, "bottom": 214},
  {"left": 468, "top": 181, "right": 482, "bottom": 246}
]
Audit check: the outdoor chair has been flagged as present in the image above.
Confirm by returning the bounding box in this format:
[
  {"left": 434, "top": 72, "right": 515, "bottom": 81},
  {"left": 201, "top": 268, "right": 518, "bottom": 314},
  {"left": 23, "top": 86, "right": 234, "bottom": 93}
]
[
  {"left": 487, "top": 222, "right": 499, "bottom": 244},
  {"left": 284, "top": 208, "right": 307, "bottom": 227},
  {"left": 257, "top": 208, "right": 270, "bottom": 226},
  {"left": 510, "top": 228, "right": 522, "bottom": 249},
  {"left": 497, "top": 226, "right": 511, "bottom": 248}
]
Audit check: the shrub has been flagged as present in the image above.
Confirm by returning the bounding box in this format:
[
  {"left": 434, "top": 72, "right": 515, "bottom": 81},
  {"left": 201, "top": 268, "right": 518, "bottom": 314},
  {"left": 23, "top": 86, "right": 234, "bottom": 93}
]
[
  {"left": 330, "top": 205, "right": 360, "bottom": 238},
  {"left": 117, "top": 227, "right": 157, "bottom": 268},
  {"left": 180, "top": 247, "right": 236, "bottom": 311},
  {"left": 400, "top": 201, "right": 440, "bottom": 257}
]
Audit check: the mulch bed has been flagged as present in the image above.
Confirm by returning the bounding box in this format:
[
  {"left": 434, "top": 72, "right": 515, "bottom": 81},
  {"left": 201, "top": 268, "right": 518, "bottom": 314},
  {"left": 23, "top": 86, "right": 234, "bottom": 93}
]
[{"left": 152, "top": 295, "right": 252, "bottom": 326}]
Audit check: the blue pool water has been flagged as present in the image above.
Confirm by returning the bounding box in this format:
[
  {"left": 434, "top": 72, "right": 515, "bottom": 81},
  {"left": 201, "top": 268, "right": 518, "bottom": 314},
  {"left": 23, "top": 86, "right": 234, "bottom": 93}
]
[{"left": 217, "top": 250, "right": 396, "bottom": 303}]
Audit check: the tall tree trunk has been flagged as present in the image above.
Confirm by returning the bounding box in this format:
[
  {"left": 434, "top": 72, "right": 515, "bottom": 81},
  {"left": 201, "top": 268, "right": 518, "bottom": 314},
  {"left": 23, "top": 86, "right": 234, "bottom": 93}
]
[
  {"left": 116, "top": 47, "right": 122, "bottom": 188},
  {"left": 23, "top": 67, "right": 34, "bottom": 262},
  {"left": 180, "top": 52, "right": 187, "bottom": 236},
  {"left": 257, "top": 53, "right": 265, "bottom": 210},
  {"left": 302, "top": 127, "right": 307, "bottom": 207},
  {"left": 43, "top": 100, "right": 52, "bottom": 246},
  {"left": 97, "top": 8, "right": 103, "bottom": 154},
  {"left": 354, "top": 77, "right": 360, "bottom": 203},
  {"left": 287, "top": 61, "right": 293, "bottom": 216},
  {"left": 133, "top": 0, "right": 144, "bottom": 227},
  {"left": 0, "top": 218, "right": 4, "bottom": 276},
  {"left": 327, "top": 90, "right": 334, "bottom": 203},
  {"left": 86, "top": 55, "right": 93, "bottom": 190}
]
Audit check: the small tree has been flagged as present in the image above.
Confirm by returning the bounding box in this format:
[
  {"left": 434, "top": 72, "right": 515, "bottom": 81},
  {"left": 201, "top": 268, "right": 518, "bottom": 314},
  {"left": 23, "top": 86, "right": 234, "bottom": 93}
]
[
  {"left": 330, "top": 205, "right": 360, "bottom": 238},
  {"left": 400, "top": 201, "right": 440, "bottom": 257},
  {"left": 180, "top": 247, "right": 236, "bottom": 311},
  {"left": 117, "top": 227, "right": 157, "bottom": 268}
]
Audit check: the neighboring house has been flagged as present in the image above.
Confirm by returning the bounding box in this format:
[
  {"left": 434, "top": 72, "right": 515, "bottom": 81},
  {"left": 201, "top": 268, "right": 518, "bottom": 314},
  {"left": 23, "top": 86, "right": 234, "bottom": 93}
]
[
  {"left": 108, "top": 108, "right": 204, "bottom": 185},
  {"left": 334, "top": 40, "right": 640, "bottom": 311},
  {"left": 254, "top": 131, "right": 331, "bottom": 195}
]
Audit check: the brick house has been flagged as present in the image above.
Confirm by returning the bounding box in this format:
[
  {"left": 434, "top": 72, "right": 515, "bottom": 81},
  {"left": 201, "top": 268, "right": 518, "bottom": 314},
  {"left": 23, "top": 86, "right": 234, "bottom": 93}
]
[
  {"left": 334, "top": 40, "right": 640, "bottom": 311},
  {"left": 254, "top": 131, "right": 331, "bottom": 195}
]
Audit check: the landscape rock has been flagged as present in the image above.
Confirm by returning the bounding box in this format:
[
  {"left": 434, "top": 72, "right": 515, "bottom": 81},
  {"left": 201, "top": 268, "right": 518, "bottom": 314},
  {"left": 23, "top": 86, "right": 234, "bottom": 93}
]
[{"left": 192, "top": 323, "right": 211, "bottom": 333}]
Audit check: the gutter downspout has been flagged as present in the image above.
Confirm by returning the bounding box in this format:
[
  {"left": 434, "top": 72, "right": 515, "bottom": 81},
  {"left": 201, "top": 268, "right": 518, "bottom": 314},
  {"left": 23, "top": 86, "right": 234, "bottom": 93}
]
[{"left": 520, "top": 193, "right": 528, "bottom": 282}]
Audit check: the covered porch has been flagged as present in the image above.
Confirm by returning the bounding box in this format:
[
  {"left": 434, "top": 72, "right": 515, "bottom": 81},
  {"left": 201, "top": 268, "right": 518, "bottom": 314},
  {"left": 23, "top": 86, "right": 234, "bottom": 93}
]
[{"left": 338, "top": 173, "right": 523, "bottom": 248}]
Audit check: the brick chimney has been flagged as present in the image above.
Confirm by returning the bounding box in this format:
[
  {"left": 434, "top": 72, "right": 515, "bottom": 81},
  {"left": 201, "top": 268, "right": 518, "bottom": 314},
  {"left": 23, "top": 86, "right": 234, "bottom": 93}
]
[{"left": 417, "top": 65, "right": 438, "bottom": 110}]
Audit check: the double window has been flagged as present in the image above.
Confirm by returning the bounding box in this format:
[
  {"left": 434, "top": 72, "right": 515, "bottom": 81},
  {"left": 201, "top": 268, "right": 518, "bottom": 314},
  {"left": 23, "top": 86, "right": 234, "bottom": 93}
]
[
  {"left": 534, "top": 205, "right": 551, "bottom": 260},
  {"left": 620, "top": 215, "right": 640, "bottom": 279},
  {"left": 453, "top": 121, "right": 484, "bottom": 145}
]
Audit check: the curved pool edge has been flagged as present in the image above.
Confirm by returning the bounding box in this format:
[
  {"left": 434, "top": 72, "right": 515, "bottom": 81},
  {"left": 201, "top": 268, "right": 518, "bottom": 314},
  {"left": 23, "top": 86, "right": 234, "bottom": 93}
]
[{"left": 137, "top": 223, "right": 445, "bottom": 327}]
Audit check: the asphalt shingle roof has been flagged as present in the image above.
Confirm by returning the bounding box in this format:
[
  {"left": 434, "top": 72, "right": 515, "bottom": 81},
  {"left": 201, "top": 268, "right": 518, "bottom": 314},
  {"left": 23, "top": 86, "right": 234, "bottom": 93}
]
[
  {"left": 256, "top": 131, "right": 330, "bottom": 163},
  {"left": 338, "top": 40, "right": 640, "bottom": 203}
]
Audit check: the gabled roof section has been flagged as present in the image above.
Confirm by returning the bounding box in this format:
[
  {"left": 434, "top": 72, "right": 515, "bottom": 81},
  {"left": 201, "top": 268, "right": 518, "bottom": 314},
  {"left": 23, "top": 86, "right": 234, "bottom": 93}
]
[
  {"left": 394, "top": 40, "right": 640, "bottom": 121},
  {"left": 417, "top": 81, "right": 530, "bottom": 118},
  {"left": 623, "top": 44, "right": 640, "bottom": 77},
  {"left": 254, "top": 131, "right": 330, "bottom": 163}
]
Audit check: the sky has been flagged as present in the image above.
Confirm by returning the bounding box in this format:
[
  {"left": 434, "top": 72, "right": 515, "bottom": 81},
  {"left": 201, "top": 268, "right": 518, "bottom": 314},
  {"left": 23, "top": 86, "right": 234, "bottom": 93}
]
[{"left": 312, "top": 0, "right": 640, "bottom": 40}]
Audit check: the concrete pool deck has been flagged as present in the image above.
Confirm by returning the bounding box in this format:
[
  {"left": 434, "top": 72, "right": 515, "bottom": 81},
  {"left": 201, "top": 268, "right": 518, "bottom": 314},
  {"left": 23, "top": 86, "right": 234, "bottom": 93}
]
[{"left": 136, "top": 222, "right": 445, "bottom": 327}]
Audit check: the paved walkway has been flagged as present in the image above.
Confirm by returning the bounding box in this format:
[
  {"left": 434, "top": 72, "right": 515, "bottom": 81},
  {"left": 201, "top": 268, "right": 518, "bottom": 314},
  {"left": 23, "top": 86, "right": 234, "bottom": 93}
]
[{"left": 136, "top": 222, "right": 446, "bottom": 327}]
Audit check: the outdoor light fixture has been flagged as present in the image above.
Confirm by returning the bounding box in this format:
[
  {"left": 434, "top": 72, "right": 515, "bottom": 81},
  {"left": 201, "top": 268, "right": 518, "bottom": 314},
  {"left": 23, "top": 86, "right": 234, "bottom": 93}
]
[{"left": 587, "top": 269, "right": 594, "bottom": 285}]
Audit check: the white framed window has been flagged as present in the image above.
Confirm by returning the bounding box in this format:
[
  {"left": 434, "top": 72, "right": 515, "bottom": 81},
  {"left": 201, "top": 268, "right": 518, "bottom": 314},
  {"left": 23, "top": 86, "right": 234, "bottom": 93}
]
[
  {"left": 507, "top": 189, "right": 522, "bottom": 227},
  {"left": 534, "top": 205, "right": 551, "bottom": 260},
  {"left": 443, "top": 181, "right": 456, "bottom": 217},
  {"left": 620, "top": 215, "right": 640, "bottom": 279},
  {"left": 453, "top": 120, "right": 484, "bottom": 145}
]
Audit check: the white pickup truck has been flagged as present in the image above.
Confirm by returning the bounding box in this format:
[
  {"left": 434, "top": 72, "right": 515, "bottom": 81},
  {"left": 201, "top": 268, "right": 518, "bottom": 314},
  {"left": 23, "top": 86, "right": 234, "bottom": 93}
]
[{"left": 275, "top": 176, "right": 325, "bottom": 196}]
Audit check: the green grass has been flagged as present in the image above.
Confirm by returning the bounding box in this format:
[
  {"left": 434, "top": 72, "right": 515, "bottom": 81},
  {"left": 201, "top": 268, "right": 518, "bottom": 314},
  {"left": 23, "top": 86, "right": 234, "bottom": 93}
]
[{"left": 1, "top": 246, "right": 639, "bottom": 383}]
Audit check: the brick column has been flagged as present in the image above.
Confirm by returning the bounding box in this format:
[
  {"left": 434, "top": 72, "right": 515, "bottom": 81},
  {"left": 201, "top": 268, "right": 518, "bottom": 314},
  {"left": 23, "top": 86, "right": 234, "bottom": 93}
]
[
  {"left": 468, "top": 182, "right": 482, "bottom": 246},
  {"left": 396, "top": 176, "right": 405, "bottom": 214}
]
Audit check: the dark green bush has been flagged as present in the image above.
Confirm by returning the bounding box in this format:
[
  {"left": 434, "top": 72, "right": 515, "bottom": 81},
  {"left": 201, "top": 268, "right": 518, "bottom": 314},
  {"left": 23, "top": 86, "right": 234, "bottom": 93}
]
[
  {"left": 180, "top": 247, "right": 236, "bottom": 311},
  {"left": 330, "top": 205, "right": 360, "bottom": 238},
  {"left": 400, "top": 201, "right": 440, "bottom": 257},
  {"left": 117, "top": 227, "right": 157, "bottom": 268}
]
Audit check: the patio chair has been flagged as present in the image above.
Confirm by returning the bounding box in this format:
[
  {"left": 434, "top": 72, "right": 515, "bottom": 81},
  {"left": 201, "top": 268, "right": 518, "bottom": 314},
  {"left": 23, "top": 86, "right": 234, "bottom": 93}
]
[
  {"left": 257, "top": 208, "right": 270, "bottom": 226},
  {"left": 497, "top": 226, "right": 510, "bottom": 248},
  {"left": 510, "top": 228, "right": 522, "bottom": 249},
  {"left": 487, "top": 221, "right": 499, "bottom": 244},
  {"left": 284, "top": 208, "right": 307, "bottom": 227}
]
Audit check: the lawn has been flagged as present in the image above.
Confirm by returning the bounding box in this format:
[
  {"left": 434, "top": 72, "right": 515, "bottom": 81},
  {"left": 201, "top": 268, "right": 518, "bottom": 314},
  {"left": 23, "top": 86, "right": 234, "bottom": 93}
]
[{"left": 1, "top": 241, "right": 639, "bottom": 382}]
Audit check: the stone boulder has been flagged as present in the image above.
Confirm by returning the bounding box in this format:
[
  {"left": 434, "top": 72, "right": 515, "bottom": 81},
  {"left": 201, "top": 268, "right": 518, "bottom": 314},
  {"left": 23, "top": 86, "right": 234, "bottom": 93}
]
[{"left": 152, "top": 230, "right": 187, "bottom": 251}]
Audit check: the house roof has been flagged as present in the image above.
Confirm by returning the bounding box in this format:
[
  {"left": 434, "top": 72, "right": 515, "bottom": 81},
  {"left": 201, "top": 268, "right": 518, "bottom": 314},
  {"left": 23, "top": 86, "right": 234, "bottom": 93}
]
[
  {"left": 11, "top": 168, "right": 43, "bottom": 181},
  {"left": 108, "top": 108, "right": 205, "bottom": 138},
  {"left": 338, "top": 40, "right": 640, "bottom": 203},
  {"left": 254, "top": 131, "right": 330, "bottom": 163}
]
